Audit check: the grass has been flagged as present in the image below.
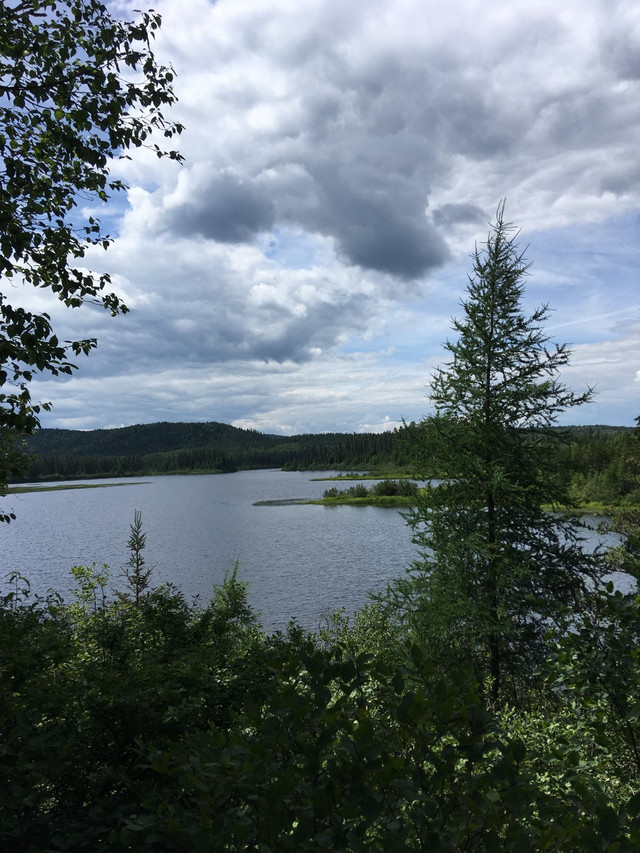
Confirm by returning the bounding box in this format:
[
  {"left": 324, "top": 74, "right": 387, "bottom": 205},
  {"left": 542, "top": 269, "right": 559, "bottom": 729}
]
[
  {"left": 309, "top": 495, "right": 415, "bottom": 507},
  {"left": 310, "top": 470, "right": 414, "bottom": 481},
  {"left": 8, "top": 481, "right": 148, "bottom": 494},
  {"left": 254, "top": 495, "right": 417, "bottom": 508},
  {"left": 253, "top": 495, "right": 415, "bottom": 507}
]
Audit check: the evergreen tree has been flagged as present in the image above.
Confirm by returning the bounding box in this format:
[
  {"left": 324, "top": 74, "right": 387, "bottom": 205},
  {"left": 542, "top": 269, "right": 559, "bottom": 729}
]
[
  {"left": 120, "top": 510, "right": 153, "bottom": 605},
  {"left": 392, "top": 202, "right": 603, "bottom": 705}
]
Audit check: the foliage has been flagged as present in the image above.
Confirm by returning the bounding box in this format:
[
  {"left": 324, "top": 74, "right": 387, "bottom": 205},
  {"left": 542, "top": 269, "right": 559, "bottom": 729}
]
[
  {"left": 0, "top": 0, "right": 183, "bottom": 486},
  {"left": 0, "top": 566, "right": 265, "bottom": 851},
  {"left": 565, "top": 423, "right": 640, "bottom": 506},
  {"left": 318, "top": 601, "right": 409, "bottom": 674},
  {"left": 545, "top": 581, "right": 640, "bottom": 788},
  {"left": 69, "top": 561, "right": 109, "bottom": 612},
  {"left": 390, "top": 202, "right": 604, "bottom": 705},
  {"left": 323, "top": 482, "right": 369, "bottom": 499},
  {"left": 3, "top": 570, "right": 640, "bottom": 850},
  {"left": 322, "top": 479, "right": 419, "bottom": 501},
  {"left": 599, "top": 420, "right": 640, "bottom": 575},
  {"left": 119, "top": 509, "right": 153, "bottom": 605},
  {"left": 17, "top": 421, "right": 417, "bottom": 481},
  {"left": 0, "top": 427, "right": 29, "bottom": 520}
]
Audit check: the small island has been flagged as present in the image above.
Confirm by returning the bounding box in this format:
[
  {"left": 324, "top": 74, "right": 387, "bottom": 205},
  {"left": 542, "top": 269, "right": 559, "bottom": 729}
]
[{"left": 314, "top": 478, "right": 420, "bottom": 507}]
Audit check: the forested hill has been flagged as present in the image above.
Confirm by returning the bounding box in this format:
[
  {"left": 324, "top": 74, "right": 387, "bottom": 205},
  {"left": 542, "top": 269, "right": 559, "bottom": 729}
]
[
  {"left": 24, "top": 422, "right": 278, "bottom": 458},
  {"left": 17, "top": 421, "right": 413, "bottom": 481},
  {"left": 13, "top": 421, "right": 637, "bottom": 497}
]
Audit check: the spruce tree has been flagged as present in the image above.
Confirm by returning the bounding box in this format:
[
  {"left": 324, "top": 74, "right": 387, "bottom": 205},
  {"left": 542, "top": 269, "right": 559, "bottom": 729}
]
[
  {"left": 120, "top": 510, "right": 153, "bottom": 605},
  {"left": 393, "top": 202, "right": 603, "bottom": 705}
]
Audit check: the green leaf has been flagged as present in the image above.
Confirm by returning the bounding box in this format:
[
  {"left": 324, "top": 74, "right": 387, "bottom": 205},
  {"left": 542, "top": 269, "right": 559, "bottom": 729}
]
[{"left": 599, "top": 807, "right": 620, "bottom": 842}]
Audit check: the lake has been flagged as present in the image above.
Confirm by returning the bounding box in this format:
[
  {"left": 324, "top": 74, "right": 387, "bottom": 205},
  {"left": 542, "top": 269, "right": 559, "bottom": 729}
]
[
  {"left": 1, "top": 470, "right": 629, "bottom": 632},
  {"left": 1, "top": 470, "right": 419, "bottom": 631}
]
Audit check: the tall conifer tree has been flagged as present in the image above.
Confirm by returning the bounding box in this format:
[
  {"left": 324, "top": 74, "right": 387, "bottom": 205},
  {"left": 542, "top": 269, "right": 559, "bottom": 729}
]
[{"left": 393, "top": 202, "right": 603, "bottom": 704}]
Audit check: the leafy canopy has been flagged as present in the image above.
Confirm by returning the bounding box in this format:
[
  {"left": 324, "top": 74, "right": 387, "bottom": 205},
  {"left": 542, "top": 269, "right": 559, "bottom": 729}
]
[{"left": 0, "top": 0, "right": 183, "bottom": 440}]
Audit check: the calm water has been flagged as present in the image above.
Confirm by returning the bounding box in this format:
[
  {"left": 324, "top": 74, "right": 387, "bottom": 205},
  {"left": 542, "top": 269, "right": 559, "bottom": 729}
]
[
  {"left": 1, "top": 471, "right": 418, "bottom": 631},
  {"left": 1, "top": 471, "right": 631, "bottom": 632}
]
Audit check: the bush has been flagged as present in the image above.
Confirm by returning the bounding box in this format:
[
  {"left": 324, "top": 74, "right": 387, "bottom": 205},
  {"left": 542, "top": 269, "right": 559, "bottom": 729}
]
[
  {"left": 371, "top": 479, "right": 418, "bottom": 496},
  {"left": 2, "top": 572, "right": 640, "bottom": 850},
  {"left": 322, "top": 486, "right": 340, "bottom": 498},
  {"left": 323, "top": 480, "right": 419, "bottom": 499},
  {"left": 347, "top": 483, "right": 369, "bottom": 497}
]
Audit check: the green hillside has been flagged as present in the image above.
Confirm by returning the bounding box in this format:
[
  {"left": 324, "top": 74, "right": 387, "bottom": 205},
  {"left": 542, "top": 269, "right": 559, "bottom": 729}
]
[
  {"left": 16, "top": 421, "right": 412, "bottom": 481},
  {"left": 23, "top": 421, "right": 280, "bottom": 458}
]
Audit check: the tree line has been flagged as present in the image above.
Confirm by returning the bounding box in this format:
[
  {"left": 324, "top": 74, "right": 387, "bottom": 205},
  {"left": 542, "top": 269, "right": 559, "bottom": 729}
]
[
  {"left": 15, "top": 420, "right": 639, "bottom": 509},
  {"left": 16, "top": 423, "right": 413, "bottom": 481}
]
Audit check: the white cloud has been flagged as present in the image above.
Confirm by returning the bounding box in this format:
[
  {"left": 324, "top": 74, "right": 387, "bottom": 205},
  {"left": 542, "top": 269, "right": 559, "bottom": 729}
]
[{"left": 26, "top": 0, "right": 640, "bottom": 431}]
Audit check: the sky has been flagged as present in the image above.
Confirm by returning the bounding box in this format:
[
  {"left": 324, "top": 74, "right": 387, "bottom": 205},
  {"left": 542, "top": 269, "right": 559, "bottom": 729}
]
[{"left": 28, "top": 0, "right": 640, "bottom": 434}]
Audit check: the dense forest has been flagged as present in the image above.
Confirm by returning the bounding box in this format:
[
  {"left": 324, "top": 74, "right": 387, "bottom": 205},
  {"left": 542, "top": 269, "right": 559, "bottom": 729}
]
[{"left": 16, "top": 421, "right": 410, "bottom": 480}]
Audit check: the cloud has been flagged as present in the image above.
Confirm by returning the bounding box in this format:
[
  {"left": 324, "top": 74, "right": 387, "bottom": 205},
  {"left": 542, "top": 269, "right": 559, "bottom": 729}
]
[
  {"left": 50, "top": 225, "right": 380, "bottom": 373},
  {"left": 21, "top": 0, "right": 640, "bottom": 433},
  {"left": 166, "top": 170, "right": 275, "bottom": 243},
  {"left": 151, "top": 0, "right": 638, "bottom": 248},
  {"left": 432, "top": 204, "right": 486, "bottom": 229}
]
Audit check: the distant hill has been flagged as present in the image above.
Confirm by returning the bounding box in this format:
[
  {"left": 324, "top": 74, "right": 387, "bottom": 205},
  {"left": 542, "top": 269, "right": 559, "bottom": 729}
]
[
  {"left": 17, "top": 421, "right": 411, "bottom": 481},
  {"left": 13, "top": 420, "right": 635, "bottom": 484},
  {"left": 24, "top": 421, "right": 281, "bottom": 458}
]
